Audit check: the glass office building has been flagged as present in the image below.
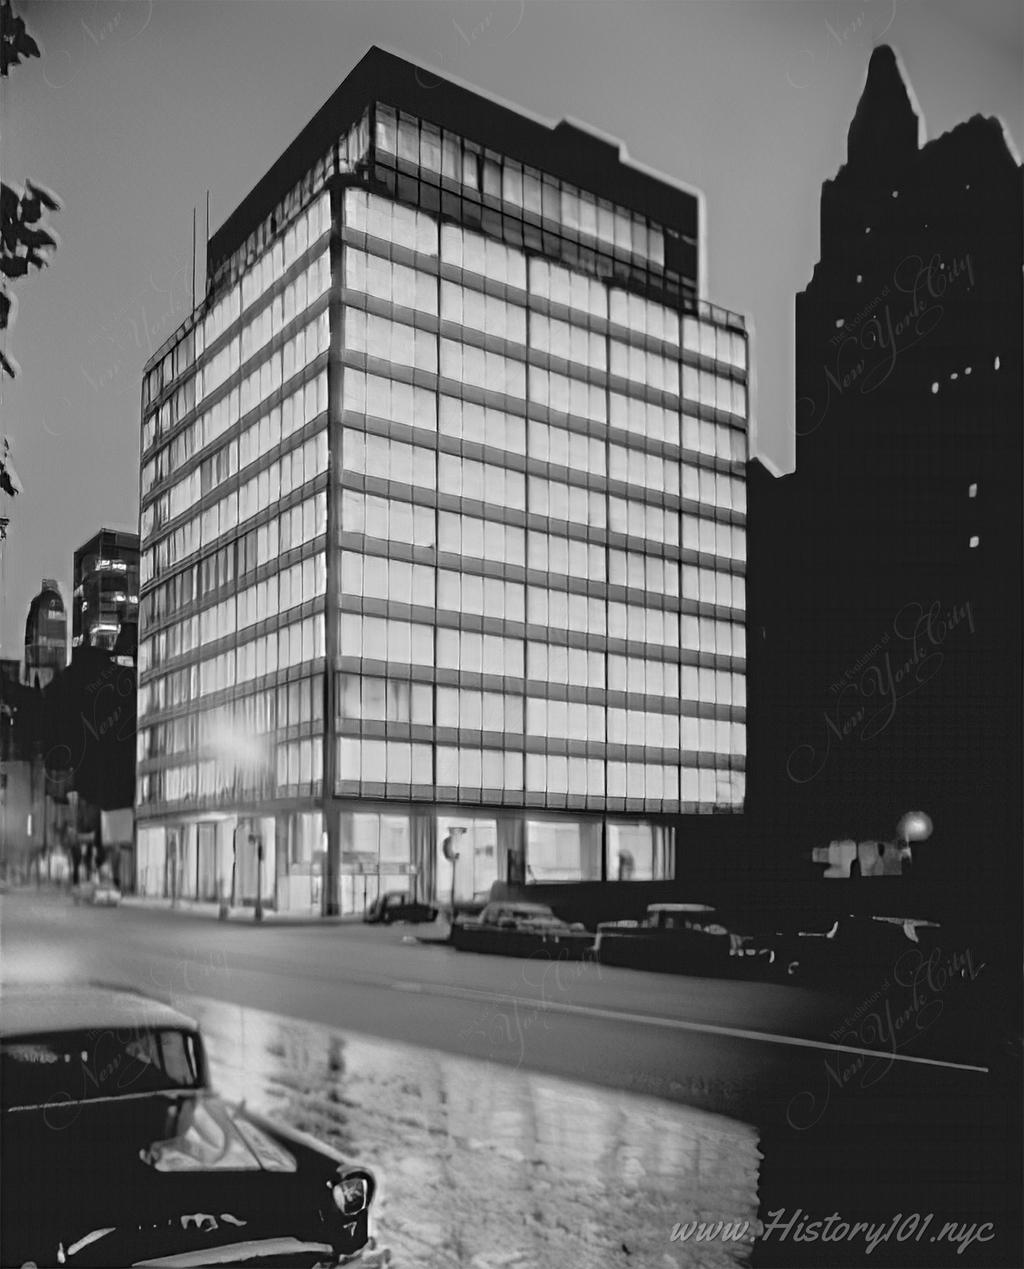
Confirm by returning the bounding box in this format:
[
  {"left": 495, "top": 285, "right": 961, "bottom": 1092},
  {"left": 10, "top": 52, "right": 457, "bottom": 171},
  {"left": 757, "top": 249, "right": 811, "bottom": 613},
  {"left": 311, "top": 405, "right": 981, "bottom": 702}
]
[
  {"left": 135, "top": 48, "right": 749, "bottom": 914},
  {"left": 72, "top": 528, "right": 141, "bottom": 658}
]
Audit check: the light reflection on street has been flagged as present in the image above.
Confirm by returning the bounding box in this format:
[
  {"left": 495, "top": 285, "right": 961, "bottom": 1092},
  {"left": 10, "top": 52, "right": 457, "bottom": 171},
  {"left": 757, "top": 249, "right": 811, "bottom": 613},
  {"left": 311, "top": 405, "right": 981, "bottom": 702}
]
[{"left": 186, "top": 996, "right": 761, "bottom": 1268}]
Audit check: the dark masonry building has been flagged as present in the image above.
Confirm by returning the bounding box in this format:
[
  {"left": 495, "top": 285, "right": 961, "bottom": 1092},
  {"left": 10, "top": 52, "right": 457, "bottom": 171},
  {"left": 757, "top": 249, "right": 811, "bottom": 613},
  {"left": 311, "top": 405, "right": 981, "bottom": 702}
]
[
  {"left": 41, "top": 644, "right": 138, "bottom": 886},
  {"left": 746, "top": 46, "right": 1022, "bottom": 920},
  {"left": 135, "top": 46, "right": 750, "bottom": 916}
]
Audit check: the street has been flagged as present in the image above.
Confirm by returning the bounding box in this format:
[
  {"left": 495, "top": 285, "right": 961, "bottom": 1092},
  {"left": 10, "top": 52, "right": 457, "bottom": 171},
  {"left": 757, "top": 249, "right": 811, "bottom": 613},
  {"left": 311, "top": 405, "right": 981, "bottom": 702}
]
[{"left": 2, "top": 891, "right": 1020, "bottom": 1267}]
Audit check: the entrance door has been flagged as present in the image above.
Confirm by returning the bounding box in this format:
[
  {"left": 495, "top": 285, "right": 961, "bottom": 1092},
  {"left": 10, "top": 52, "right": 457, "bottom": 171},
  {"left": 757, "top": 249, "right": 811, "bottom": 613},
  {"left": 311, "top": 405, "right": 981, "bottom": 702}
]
[
  {"left": 164, "top": 829, "right": 180, "bottom": 900},
  {"left": 197, "top": 824, "right": 218, "bottom": 901},
  {"left": 235, "top": 824, "right": 258, "bottom": 903}
]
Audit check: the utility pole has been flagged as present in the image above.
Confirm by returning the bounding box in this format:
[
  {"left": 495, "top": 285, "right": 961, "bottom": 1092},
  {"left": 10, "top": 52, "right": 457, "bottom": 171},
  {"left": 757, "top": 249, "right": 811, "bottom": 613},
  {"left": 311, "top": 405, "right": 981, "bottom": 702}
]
[
  {"left": 442, "top": 826, "right": 466, "bottom": 923},
  {"left": 251, "top": 833, "right": 264, "bottom": 922}
]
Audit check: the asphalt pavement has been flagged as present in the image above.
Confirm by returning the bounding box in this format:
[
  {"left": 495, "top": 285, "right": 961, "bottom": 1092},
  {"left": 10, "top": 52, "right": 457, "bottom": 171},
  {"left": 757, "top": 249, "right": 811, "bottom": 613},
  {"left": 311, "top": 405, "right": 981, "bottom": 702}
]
[{"left": 2, "top": 889, "right": 1020, "bottom": 1267}]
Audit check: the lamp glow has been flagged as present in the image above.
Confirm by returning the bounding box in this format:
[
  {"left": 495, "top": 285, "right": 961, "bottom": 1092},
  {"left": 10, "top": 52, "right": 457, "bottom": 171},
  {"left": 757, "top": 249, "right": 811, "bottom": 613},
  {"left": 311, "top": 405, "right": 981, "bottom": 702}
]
[{"left": 897, "top": 811, "right": 933, "bottom": 842}]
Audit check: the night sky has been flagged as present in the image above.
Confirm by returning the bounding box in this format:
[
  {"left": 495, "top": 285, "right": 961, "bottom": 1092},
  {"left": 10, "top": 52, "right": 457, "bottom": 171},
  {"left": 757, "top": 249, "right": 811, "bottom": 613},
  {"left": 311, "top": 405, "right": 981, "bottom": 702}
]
[{"left": 1, "top": 0, "right": 1019, "bottom": 660}]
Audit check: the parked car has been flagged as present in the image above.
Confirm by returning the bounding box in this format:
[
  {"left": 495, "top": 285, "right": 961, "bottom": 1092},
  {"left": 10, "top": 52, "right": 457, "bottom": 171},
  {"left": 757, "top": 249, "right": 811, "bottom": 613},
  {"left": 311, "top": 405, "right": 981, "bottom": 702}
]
[
  {"left": 476, "top": 901, "right": 585, "bottom": 932},
  {"left": 364, "top": 890, "right": 438, "bottom": 925},
  {"left": 71, "top": 878, "right": 123, "bottom": 907},
  {"left": 593, "top": 902, "right": 776, "bottom": 977},
  {"left": 448, "top": 890, "right": 494, "bottom": 924},
  {"left": 0, "top": 983, "right": 387, "bottom": 1267},
  {"left": 452, "top": 901, "right": 592, "bottom": 958}
]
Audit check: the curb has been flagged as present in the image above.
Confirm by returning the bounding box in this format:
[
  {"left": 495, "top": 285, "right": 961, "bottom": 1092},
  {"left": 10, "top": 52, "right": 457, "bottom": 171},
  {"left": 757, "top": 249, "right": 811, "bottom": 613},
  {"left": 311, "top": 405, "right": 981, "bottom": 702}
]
[{"left": 118, "top": 897, "right": 360, "bottom": 926}]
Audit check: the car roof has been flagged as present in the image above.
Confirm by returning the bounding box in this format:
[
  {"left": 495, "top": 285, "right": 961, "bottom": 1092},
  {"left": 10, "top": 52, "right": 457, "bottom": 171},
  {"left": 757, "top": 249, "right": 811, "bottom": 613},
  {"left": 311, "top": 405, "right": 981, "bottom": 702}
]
[
  {"left": 0, "top": 983, "right": 199, "bottom": 1039},
  {"left": 870, "top": 915, "right": 940, "bottom": 926},
  {"left": 648, "top": 903, "right": 716, "bottom": 913}
]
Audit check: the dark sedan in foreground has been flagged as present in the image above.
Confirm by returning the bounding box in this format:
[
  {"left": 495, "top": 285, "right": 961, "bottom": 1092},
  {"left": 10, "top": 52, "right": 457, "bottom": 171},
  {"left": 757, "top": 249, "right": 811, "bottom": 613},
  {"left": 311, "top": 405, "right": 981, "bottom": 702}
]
[{"left": 1, "top": 983, "right": 388, "bottom": 1268}]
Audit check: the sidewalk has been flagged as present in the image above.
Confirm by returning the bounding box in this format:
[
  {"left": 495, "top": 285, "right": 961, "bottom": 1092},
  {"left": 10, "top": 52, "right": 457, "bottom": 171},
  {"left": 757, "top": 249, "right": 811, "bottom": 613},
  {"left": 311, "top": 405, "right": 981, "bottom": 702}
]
[
  {"left": 119, "top": 894, "right": 360, "bottom": 926},
  {"left": 119, "top": 894, "right": 456, "bottom": 936}
]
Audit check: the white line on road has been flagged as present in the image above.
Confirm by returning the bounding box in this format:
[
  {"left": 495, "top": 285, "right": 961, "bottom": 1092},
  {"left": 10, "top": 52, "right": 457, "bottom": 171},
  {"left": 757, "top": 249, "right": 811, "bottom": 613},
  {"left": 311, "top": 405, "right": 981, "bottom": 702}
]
[{"left": 389, "top": 979, "right": 990, "bottom": 1074}]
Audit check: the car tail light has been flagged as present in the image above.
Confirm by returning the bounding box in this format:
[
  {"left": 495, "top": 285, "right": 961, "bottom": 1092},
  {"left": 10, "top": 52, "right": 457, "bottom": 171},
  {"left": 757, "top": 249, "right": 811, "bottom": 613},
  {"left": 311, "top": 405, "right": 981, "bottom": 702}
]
[{"left": 332, "top": 1169, "right": 375, "bottom": 1216}]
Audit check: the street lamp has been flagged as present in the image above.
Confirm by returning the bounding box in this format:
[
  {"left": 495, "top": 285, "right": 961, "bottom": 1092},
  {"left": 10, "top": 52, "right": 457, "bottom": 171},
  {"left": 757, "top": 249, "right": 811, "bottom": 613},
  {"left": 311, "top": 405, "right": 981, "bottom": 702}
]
[
  {"left": 442, "top": 826, "right": 466, "bottom": 923},
  {"left": 209, "top": 723, "right": 272, "bottom": 923},
  {"left": 897, "top": 811, "right": 933, "bottom": 842},
  {"left": 896, "top": 810, "right": 933, "bottom": 874}
]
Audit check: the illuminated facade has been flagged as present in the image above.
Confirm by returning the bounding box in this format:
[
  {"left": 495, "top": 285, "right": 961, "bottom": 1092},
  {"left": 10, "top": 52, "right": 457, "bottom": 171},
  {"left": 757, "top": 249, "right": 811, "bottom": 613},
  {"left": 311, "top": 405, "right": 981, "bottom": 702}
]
[
  {"left": 136, "top": 48, "right": 749, "bottom": 914},
  {"left": 72, "top": 528, "right": 140, "bottom": 659}
]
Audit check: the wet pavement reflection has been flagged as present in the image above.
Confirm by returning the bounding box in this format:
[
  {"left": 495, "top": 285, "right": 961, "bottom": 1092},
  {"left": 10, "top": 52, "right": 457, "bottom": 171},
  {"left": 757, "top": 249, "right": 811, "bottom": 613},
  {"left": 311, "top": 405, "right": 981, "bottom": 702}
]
[{"left": 186, "top": 996, "right": 762, "bottom": 1268}]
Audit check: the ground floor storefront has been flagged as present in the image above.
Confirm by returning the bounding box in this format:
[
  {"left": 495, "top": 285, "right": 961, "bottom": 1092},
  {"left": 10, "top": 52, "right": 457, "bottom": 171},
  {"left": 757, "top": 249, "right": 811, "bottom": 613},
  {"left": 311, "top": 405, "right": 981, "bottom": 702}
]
[{"left": 135, "top": 802, "right": 676, "bottom": 916}]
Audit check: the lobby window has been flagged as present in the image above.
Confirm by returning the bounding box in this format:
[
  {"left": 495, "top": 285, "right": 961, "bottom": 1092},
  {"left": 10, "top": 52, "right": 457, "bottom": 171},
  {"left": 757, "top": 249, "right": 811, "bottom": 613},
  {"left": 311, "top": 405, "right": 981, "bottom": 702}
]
[
  {"left": 289, "top": 812, "right": 323, "bottom": 867},
  {"left": 340, "top": 810, "right": 411, "bottom": 866},
  {"left": 525, "top": 820, "right": 601, "bottom": 882},
  {"left": 608, "top": 822, "right": 663, "bottom": 884}
]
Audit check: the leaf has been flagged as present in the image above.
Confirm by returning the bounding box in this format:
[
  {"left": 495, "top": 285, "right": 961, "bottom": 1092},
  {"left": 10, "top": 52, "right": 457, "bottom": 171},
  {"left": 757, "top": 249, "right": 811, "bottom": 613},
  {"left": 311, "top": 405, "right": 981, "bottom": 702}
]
[
  {"left": 1, "top": 255, "right": 31, "bottom": 279},
  {"left": 25, "top": 180, "right": 62, "bottom": 212},
  {"left": 1, "top": 0, "right": 42, "bottom": 76},
  {"left": 18, "top": 224, "right": 58, "bottom": 250}
]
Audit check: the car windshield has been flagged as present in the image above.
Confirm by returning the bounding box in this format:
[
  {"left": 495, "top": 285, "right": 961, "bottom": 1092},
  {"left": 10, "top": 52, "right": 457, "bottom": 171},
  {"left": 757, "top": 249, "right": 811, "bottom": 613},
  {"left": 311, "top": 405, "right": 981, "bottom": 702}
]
[{"left": 1, "top": 1027, "right": 202, "bottom": 1109}]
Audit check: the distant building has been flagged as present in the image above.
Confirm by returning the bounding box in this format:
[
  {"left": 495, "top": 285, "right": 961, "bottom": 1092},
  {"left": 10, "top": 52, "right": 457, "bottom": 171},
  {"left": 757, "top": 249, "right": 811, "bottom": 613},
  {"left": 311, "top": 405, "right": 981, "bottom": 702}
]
[
  {"left": 24, "top": 580, "right": 66, "bottom": 688},
  {"left": 1, "top": 653, "right": 46, "bottom": 881},
  {"left": 746, "top": 47, "right": 1022, "bottom": 899},
  {"left": 40, "top": 644, "right": 137, "bottom": 887},
  {"left": 136, "top": 47, "right": 750, "bottom": 914},
  {"left": 72, "top": 528, "right": 140, "bottom": 663}
]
